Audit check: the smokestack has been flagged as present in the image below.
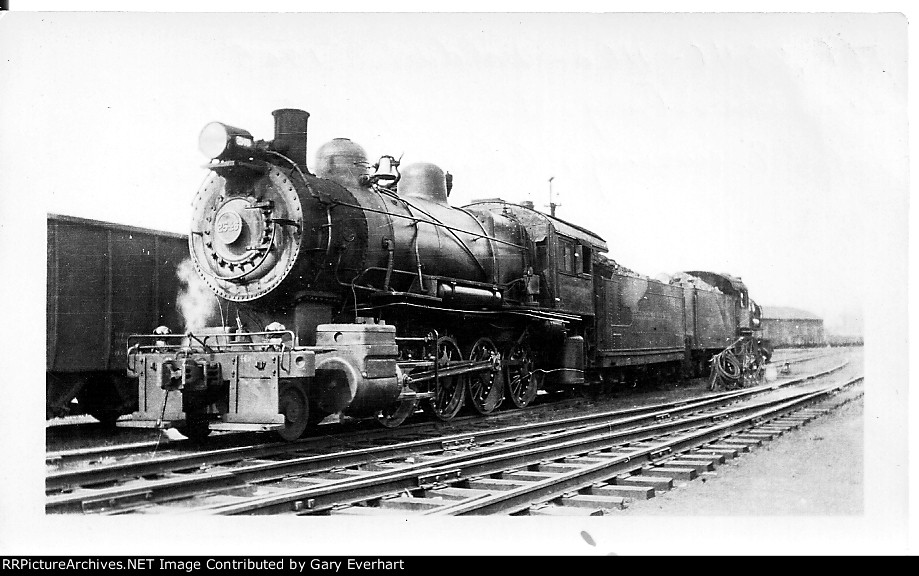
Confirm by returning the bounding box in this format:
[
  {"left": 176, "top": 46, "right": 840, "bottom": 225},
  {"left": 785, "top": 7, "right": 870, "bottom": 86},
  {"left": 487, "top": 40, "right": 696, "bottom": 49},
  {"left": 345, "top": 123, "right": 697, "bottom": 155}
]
[{"left": 272, "top": 109, "right": 310, "bottom": 172}]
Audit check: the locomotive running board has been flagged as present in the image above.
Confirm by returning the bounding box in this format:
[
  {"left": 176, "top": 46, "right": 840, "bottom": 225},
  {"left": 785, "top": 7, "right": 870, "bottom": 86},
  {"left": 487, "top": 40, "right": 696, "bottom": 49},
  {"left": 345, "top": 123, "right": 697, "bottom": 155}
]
[
  {"left": 209, "top": 422, "right": 284, "bottom": 432},
  {"left": 116, "top": 420, "right": 284, "bottom": 432}
]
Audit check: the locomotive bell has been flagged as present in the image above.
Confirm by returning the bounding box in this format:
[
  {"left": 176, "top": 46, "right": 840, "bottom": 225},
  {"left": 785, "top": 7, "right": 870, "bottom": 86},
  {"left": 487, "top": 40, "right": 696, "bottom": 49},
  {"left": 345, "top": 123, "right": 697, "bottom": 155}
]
[{"left": 314, "top": 138, "right": 370, "bottom": 188}]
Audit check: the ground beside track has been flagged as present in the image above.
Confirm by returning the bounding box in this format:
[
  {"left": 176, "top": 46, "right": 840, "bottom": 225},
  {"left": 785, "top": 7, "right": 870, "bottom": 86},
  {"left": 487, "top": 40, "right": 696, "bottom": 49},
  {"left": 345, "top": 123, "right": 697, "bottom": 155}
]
[{"left": 615, "top": 383, "right": 864, "bottom": 516}]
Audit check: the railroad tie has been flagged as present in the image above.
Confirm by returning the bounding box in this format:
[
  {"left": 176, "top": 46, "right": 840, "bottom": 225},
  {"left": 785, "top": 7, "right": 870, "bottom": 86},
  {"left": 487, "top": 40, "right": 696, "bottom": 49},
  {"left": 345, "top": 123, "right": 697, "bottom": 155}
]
[
  {"left": 616, "top": 474, "right": 673, "bottom": 491},
  {"left": 754, "top": 426, "right": 789, "bottom": 437},
  {"left": 311, "top": 469, "right": 367, "bottom": 480},
  {"left": 502, "top": 470, "right": 558, "bottom": 482},
  {"left": 642, "top": 466, "right": 696, "bottom": 481},
  {"left": 375, "top": 496, "right": 444, "bottom": 511},
  {"left": 577, "top": 451, "right": 638, "bottom": 460},
  {"left": 665, "top": 458, "right": 716, "bottom": 473},
  {"left": 721, "top": 436, "right": 763, "bottom": 447},
  {"left": 705, "top": 443, "right": 750, "bottom": 454},
  {"left": 586, "top": 483, "right": 655, "bottom": 501},
  {"left": 764, "top": 420, "right": 804, "bottom": 430},
  {"left": 272, "top": 477, "right": 327, "bottom": 489},
  {"left": 688, "top": 449, "right": 729, "bottom": 463},
  {"left": 420, "top": 487, "right": 493, "bottom": 501},
  {"left": 559, "top": 493, "right": 627, "bottom": 511},
  {"left": 536, "top": 463, "right": 584, "bottom": 474},
  {"left": 329, "top": 505, "right": 408, "bottom": 516},
  {"left": 527, "top": 504, "right": 604, "bottom": 516},
  {"left": 738, "top": 430, "right": 778, "bottom": 440},
  {"left": 466, "top": 478, "right": 529, "bottom": 491},
  {"left": 562, "top": 456, "right": 617, "bottom": 465}
]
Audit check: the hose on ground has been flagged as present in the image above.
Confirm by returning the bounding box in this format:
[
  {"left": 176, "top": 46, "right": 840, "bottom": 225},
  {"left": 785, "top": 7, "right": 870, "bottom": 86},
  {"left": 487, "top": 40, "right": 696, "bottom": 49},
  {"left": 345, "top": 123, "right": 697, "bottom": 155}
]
[{"left": 709, "top": 346, "right": 743, "bottom": 390}]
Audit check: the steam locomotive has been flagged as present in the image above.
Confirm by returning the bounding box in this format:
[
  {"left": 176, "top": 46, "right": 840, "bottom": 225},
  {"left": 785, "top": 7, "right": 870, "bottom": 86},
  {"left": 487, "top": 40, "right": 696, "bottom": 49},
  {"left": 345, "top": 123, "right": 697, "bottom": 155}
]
[{"left": 125, "top": 109, "right": 764, "bottom": 440}]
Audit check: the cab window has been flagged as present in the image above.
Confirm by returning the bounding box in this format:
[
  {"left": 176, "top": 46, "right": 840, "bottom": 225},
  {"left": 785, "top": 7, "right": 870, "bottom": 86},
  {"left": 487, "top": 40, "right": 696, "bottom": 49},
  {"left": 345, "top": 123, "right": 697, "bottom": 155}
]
[
  {"left": 558, "top": 237, "right": 593, "bottom": 276},
  {"left": 557, "top": 238, "right": 576, "bottom": 274}
]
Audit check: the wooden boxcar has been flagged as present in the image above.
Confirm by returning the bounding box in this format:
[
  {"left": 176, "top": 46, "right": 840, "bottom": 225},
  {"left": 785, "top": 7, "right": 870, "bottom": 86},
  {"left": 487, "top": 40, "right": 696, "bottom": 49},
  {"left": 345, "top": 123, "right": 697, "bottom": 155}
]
[{"left": 46, "top": 214, "right": 188, "bottom": 421}]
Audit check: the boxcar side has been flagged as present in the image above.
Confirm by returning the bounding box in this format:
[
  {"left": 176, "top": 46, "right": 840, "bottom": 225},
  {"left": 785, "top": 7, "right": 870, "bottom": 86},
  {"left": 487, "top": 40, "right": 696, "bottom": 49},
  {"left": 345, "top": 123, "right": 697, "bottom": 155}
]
[{"left": 46, "top": 214, "right": 188, "bottom": 421}]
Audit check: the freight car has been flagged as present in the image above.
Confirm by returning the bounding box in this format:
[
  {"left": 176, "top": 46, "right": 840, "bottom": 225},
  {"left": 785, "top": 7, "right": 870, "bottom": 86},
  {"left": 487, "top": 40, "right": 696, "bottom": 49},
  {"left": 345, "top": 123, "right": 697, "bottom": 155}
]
[
  {"left": 46, "top": 214, "right": 188, "bottom": 422},
  {"left": 124, "top": 109, "right": 764, "bottom": 440}
]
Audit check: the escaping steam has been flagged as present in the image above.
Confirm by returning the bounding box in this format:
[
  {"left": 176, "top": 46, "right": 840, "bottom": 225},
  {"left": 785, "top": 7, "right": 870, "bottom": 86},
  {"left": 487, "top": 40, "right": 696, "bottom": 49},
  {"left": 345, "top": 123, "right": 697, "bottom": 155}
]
[{"left": 176, "top": 258, "right": 220, "bottom": 333}]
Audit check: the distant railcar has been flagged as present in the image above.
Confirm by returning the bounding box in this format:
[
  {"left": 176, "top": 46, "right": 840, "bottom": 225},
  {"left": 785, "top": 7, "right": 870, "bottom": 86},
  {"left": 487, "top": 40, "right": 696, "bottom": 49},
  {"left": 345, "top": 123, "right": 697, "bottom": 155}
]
[
  {"left": 46, "top": 214, "right": 187, "bottom": 422},
  {"left": 826, "top": 334, "right": 863, "bottom": 347}
]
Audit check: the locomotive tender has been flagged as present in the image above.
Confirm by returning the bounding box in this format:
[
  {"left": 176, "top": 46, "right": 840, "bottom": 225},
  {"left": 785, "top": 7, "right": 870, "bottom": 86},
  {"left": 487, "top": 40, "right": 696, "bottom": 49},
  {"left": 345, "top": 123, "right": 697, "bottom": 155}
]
[{"left": 126, "top": 109, "right": 762, "bottom": 440}]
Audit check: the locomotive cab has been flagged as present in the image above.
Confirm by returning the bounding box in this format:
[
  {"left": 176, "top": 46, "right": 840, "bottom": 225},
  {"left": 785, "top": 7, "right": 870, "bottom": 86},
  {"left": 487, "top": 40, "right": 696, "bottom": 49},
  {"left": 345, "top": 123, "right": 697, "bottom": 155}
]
[{"left": 463, "top": 200, "right": 607, "bottom": 315}]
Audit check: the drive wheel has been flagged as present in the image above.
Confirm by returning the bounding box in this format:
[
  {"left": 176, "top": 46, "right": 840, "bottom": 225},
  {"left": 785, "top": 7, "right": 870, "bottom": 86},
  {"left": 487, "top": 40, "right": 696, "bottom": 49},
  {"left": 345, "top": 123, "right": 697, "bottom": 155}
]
[
  {"left": 465, "top": 337, "right": 503, "bottom": 415},
  {"left": 277, "top": 382, "right": 310, "bottom": 441},
  {"left": 422, "top": 336, "right": 466, "bottom": 421},
  {"left": 504, "top": 341, "right": 537, "bottom": 409}
]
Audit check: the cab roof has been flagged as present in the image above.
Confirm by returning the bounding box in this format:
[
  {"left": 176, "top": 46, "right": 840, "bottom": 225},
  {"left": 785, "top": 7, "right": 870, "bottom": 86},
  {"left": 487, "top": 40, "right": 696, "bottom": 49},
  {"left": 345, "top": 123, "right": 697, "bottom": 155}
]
[{"left": 464, "top": 200, "right": 608, "bottom": 253}]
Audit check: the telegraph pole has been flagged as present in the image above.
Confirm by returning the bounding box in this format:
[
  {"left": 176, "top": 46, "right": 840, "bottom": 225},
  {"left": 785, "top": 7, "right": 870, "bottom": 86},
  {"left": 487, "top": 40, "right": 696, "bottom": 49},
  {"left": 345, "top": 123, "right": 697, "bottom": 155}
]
[{"left": 548, "top": 176, "right": 559, "bottom": 217}]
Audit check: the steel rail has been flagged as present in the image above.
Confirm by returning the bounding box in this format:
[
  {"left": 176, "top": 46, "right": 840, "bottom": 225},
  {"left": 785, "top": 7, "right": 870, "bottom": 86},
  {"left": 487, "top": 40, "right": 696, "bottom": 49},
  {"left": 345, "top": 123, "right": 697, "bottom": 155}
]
[
  {"left": 46, "top": 359, "right": 848, "bottom": 497},
  {"left": 47, "top": 380, "right": 817, "bottom": 514},
  {"left": 195, "top": 375, "right": 859, "bottom": 516},
  {"left": 428, "top": 375, "right": 863, "bottom": 515}
]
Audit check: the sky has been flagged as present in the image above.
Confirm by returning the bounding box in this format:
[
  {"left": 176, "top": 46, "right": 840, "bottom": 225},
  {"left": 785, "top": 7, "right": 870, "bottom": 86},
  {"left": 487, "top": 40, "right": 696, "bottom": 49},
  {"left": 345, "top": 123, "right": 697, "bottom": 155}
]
[
  {"left": 1, "top": 11, "right": 906, "bottom": 333},
  {"left": 0, "top": 4, "right": 912, "bottom": 556}
]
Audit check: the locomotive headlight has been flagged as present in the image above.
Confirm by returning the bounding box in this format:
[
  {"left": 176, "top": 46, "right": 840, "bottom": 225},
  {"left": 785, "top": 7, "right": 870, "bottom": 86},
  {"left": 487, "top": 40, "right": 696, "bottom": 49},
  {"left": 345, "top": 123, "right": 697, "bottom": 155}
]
[{"left": 199, "top": 121, "right": 255, "bottom": 160}]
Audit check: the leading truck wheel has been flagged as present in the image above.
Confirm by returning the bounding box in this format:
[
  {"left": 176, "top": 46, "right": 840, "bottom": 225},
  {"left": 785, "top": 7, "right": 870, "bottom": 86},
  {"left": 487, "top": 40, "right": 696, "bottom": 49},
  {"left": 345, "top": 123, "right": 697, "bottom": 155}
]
[
  {"left": 277, "top": 382, "right": 310, "bottom": 441},
  {"left": 377, "top": 366, "right": 417, "bottom": 428},
  {"left": 377, "top": 397, "right": 418, "bottom": 428},
  {"left": 422, "top": 336, "right": 466, "bottom": 421},
  {"left": 504, "top": 342, "right": 538, "bottom": 409},
  {"left": 181, "top": 414, "right": 211, "bottom": 442}
]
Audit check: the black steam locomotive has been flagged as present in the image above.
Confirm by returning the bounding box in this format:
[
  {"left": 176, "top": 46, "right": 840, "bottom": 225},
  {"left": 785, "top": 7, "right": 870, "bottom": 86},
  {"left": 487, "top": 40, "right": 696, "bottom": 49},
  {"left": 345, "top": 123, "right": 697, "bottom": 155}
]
[{"left": 125, "top": 109, "right": 764, "bottom": 440}]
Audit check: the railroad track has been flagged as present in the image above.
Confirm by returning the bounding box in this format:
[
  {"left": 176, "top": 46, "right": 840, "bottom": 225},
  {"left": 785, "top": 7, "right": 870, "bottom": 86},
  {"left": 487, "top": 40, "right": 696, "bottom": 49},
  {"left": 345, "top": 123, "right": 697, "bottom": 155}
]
[
  {"left": 46, "top": 350, "right": 847, "bottom": 470},
  {"left": 46, "top": 356, "right": 849, "bottom": 476},
  {"left": 46, "top": 360, "right": 851, "bottom": 514},
  {"left": 254, "top": 376, "right": 864, "bottom": 517},
  {"left": 45, "top": 377, "right": 624, "bottom": 464}
]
